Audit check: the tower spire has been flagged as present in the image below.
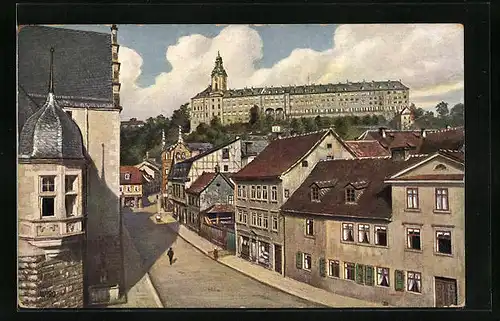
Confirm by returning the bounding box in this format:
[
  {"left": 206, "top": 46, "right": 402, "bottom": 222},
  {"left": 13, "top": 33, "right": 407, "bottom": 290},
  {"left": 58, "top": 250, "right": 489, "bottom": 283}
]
[
  {"left": 178, "top": 125, "right": 183, "bottom": 143},
  {"left": 49, "top": 47, "right": 55, "bottom": 94},
  {"left": 161, "top": 129, "right": 166, "bottom": 149}
]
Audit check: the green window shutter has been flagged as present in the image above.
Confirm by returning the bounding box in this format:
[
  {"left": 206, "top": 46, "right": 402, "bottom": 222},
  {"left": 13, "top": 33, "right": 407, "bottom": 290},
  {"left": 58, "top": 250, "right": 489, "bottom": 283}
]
[
  {"left": 296, "top": 252, "right": 302, "bottom": 269},
  {"left": 365, "top": 265, "right": 374, "bottom": 286},
  {"left": 319, "top": 258, "right": 326, "bottom": 277},
  {"left": 355, "top": 264, "right": 365, "bottom": 284},
  {"left": 395, "top": 270, "right": 405, "bottom": 291}
]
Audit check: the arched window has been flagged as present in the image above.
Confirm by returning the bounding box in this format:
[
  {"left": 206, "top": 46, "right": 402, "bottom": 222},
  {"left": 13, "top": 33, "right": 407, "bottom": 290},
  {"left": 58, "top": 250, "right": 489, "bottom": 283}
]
[{"left": 434, "top": 164, "right": 447, "bottom": 171}]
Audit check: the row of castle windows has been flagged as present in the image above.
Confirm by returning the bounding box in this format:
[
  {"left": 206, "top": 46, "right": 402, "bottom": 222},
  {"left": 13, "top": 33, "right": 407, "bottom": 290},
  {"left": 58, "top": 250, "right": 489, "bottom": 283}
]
[{"left": 39, "top": 175, "right": 78, "bottom": 218}]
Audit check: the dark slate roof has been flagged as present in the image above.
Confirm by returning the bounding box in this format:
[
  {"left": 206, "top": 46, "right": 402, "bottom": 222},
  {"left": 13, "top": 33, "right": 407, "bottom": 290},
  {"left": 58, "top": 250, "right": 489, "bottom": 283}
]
[
  {"left": 18, "top": 26, "right": 114, "bottom": 132},
  {"left": 281, "top": 156, "right": 426, "bottom": 219},
  {"left": 233, "top": 130, "right": 332, "bottom": 180},
  {"left": 192, "top": 80, "right": 409, "bottom": 99},
  {"left": 19, "top": 93, "right": 85, "bottom": 160},
  {"left": 168, "top": 162, "right": 192, "bottom": 181},
  {"left": 185, "top": 172, "right": 217, "bottom": 194},
  {"left": 186, "top": 142, "right": 214, "bottom": 152},
  {"left": 120, "top": 166, "right": 144, "bottom": 185}
]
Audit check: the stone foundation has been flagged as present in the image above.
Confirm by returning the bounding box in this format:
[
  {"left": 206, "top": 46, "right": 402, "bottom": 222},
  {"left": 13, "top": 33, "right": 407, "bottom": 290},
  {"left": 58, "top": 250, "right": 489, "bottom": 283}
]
[{"left": 18, "top": 247, "right": 84, "bottom": 308}]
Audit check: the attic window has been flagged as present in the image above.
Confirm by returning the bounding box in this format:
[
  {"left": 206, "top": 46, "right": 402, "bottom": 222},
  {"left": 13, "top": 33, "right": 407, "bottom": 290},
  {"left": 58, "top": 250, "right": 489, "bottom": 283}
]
[
  {"left": 311, "top": 186, "right": 319, "bottom": 202},
  {"left": 302, "top": 161, "right": 309, "bottom": 167},
  {"left": 434, "top": 164, "right": 447, "bottom": 171},
  {"left": 124, "top": 173, "right": 130, "bottom": 180},
  {"left": 345, "top": 188, "right": 356, "bottom": 203}
]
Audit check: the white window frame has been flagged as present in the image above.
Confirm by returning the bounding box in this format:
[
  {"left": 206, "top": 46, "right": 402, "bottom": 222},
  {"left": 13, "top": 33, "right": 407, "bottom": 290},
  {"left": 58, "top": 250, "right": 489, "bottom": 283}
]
[
  {"left": 344, "top": 262, "right": 355, "bottom": 281},
  {"left": 328, "top": 260, "right": 340, "bottom": 278},
  {"left": 251, "top": 212, "right": 257, "bottom": 226},
  {"left": 271, "top": 186, "right": 278, "bottom": 202},
  {"left": 435, "top": 188, "right": 449, "bottom": 211},
  {"left": 358, "top": 224, "right": 370, "bottom": 243},
  {"left": 40, "top": 175, "right": 57, "bottom": 218},
  {"left": 342, "top": 223, "right": 355, "bottom": 242},
  {"left": 303, "top": 253, "right": 312, "bottom": 271},
  {"left": 376, "top": 267, "right": 390, "bottom": 287},
  {"left": 406, "top": 228, "right": 421, "bottom": 250},
  {"left": 436, "top": 230, "right": 452, "bottom": 255},
  {"left": 262, "top": 185, "right": 268, "bottom": 201},
  {"left": 375, "top": 226, "right": 388, "bottom": 246},
  {"left": 305, "top": 219, "right": 314, "bottom": 236},
  {"left": 257, "top": 213, "right": 263, "bottom": 227},
  {"left": 406, "top": 188, "right": 419, "bottom": 209},
  {"left": 407, "top": 271, "right": 422, "bottom": 293},
  {"left": 272, "top": 216, "right": 278, "bottom": 231},
  {"left": 125, "top": 173, "right": 131, "bottom": 180}
]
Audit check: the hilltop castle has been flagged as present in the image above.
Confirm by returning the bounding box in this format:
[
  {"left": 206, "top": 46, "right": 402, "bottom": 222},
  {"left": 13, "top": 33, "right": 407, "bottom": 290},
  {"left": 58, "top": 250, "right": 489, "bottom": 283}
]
[{"left": 189, "top": 53, "right": 410, "bottom": 131}]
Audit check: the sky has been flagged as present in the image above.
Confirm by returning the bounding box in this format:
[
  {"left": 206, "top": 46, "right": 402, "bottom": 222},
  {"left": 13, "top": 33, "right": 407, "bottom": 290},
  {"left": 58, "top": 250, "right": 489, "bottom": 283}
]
[{"left": 51, "top": 24, "right": 464, "bottom": 120}]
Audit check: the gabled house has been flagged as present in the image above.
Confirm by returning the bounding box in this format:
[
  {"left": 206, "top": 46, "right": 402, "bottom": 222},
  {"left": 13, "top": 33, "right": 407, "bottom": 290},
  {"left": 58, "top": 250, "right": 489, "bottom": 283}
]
[
  {"left": 120, "top": 166, "right": 144, "bottom": 208},
  {"left": 135, "top": 155, "right": 161, "bottom": 196},
  {"left": 231, "top": 129, "right": 357, "bottom": 275},
  {"left": 184, "top": 171, "right": 235, "bottom": 232},
  {"left": 168, "top": 137, "right": 242, "bottom": 224},
  {"left": 281, "top": 148, "right": 464, "bottom": 307},
  {"left": 241, "top": 139, "right": 270, "bottom": 166}
]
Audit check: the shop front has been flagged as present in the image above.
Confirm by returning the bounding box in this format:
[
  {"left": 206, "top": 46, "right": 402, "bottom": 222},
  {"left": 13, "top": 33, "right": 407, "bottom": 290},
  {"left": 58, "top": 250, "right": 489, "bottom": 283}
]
[{"left": 238, "top": 234, "right": 273, "bottom": 270}]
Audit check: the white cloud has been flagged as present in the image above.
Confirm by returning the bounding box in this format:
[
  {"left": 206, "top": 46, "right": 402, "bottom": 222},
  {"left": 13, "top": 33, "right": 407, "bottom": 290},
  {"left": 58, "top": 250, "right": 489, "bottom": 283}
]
[{"left": 119, "top": 23, "right": 464, "bottom": 119}]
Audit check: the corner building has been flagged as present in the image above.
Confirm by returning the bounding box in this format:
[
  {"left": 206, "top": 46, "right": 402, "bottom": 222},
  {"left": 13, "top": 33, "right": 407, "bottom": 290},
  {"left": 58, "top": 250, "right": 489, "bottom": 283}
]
[{"left": 190, "top": 53, "right": 410, "bottom": 131}]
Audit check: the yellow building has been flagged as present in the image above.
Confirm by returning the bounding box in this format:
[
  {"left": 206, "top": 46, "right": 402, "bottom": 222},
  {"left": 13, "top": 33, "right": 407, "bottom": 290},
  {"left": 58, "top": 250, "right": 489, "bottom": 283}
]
[{"left": 190, "top": 53, "right": 410, "bottom": 131}]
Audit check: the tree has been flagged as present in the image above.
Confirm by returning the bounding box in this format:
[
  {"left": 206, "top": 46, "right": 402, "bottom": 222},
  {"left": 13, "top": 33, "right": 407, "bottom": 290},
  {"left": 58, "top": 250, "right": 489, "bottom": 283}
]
[
  {"left": 301, "top": 117, "right": 317, "bottom": 132},
  {"left": 314, "top": 115, "right": 322, "bottom": 129},
  {"left": 333, "top": 117, "right": 348, "bottom": 138},
  {"left": 450, "top": 103, "right": 464, "bottom": 126},
  {"left": 370, "top": 114, "right": 379, "bottom": 125},
  {"left": 361, "top": 115, "right": 372, "bottom": 126},
  {"left": 435, "top": 101, "right": 449, "bottom": 118},
  {"left": 290, "top": 118, "right": 304, "bottom": 134},
  {"left": 249, "top": 105, "right": 260, "bottom": 126},
  {"left": 351, "top": 115, "right": 360, "bottom": 126}
]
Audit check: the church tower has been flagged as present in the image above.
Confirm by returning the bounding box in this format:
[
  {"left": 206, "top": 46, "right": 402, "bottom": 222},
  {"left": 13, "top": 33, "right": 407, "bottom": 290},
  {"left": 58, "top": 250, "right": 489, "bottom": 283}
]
[{"left": 211, "top": 51, "right": 227, "bottom": 92}]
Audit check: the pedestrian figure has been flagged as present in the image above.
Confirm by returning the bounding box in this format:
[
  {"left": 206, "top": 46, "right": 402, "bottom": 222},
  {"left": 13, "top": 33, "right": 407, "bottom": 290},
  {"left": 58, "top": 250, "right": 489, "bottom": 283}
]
[
  {"left": 167, "top": 247, "right": 174, "bottom": 265},
  {"left": 213, "top": 248, "right": 219, "bottom": 261}
]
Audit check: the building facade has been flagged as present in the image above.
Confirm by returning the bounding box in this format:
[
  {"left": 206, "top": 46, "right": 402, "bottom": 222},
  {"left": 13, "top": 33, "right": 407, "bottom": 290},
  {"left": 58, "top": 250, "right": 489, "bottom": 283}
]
[
  {"left": 189, "top": 53, "right": 410, "bottom": 131},
  {"left": 231, "top": 129, "right": 356, "bottom": 275},
  {"left": 281, "top": 150, "right": 465, "bottom": 307},
  {"left": 18, "top": 25, "right": 124, "bottom": 307},
  {"left": 120, "top": 166, "right": 144, "bottom": 208}
]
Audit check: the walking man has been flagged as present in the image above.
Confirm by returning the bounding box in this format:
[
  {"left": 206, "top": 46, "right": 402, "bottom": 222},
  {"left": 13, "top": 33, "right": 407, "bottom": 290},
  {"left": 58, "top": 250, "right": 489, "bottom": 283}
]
[{"left": 167, "top": 247, "right": 174, "bottom": 265}]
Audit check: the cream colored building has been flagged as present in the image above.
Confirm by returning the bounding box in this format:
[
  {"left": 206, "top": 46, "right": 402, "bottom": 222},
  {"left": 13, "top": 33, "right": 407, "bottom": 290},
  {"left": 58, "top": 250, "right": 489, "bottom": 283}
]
[
  {"left": 190, "top": 53, "right": 410, "bottom": 131},
  {"left": 282, "top": 149, "right": 464, "bottom": 307}
]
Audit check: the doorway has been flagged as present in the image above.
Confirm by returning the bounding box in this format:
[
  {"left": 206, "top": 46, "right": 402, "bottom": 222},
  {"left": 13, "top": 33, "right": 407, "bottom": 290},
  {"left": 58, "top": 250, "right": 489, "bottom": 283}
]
[
  {"left": 274, "top": 244, "right": 282, "bottom": 274},
  {"left": 435, "top": 277, "right": 457, "bottom": 307}
]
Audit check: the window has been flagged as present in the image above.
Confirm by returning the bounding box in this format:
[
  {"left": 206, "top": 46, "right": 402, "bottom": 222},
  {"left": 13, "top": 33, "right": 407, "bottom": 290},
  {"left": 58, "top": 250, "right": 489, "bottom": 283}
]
[
  {"left": 407, "top": 271, "right": 422, "bottom": 293},
  {"left": 251, "top": 186, "right": 256, "bottom": 199},
  {"left": 223, "top": 165, "right": 228, "bottom": 172},
  {"left": 65, "top": 175, "right": 77, "bottom": 193},
  {"left": 342, "top": 223, "right": 354, "bottom": 242},
  {"left": 284, "top": 189, "right": 290, "bottom": 198},
  {"left": 222, "top": 148, "right": 230, "bottom": 160},
  {"left": 377, "top": 267, "right": 390, "bottom": 287},
  {"left": 305, "top": 219, "right": 314, "bottom": 236},
  {"left": 435, "top": 188, "right": 449, "bottom": 211},
  {"left": 311, "top": 186, "right": 319, "bottom": 201},
  {"left": 406, "top": 188, "right": 419, "bottom": 209},
  {"left": 127, "top": 186, "right": 131, "bottom": 192},
  {"left": 328, "top": 260, "right": 340, "bottom": 278},
  {"left": 41, "top": 176, "right": 55, "bottom": 192},
  {"left": 134, "top": 186, "right": 140, "bottom": 192},
  {"left": 302, "top": 160, "right": 308, "bottom": 167},
  {"left": 257, "top": 186, "right": 262, "bottom": 199},
  {"left": 262, "top": 186, "right": 268, "bottom": 200},
  {"left": 257, "top": 214, "right": 263, "bottom": 227},
  {"left": 124, "top": 173, "right": 130, "bottom": 180},
  {"left": 375, "top": 226, "right": 388, "bottom": 246},
  {"left": 358, "top": 224, "right": 370, "bottom": 243},
  {"left": 42, "top": 197, "right": 55, "bottom": 217},
  {"left": 436, "top": 231, "right": 452, "bottom": 254},
  {"left": 326, "top": 143, "right": 332, "bottom": 149},
  {"left": 263, "top": 215, "right": 269, "bottom": 229},
  {"left": 237, "top": 186, "right": 242, "bottom": 198},
  {"left": 243, "top": 211, "right": 248, "bottom": 224},
  {"left": 345, "top": 188, "right": 356, "bottom": 203},
  {"left": 251, "top": 212, "right": 257, "bottom": 226},
  {"left": 228, "top": 195, "right": 234, "bottom": 205},
  {"left": 344, "top": 262, "right": 355, "bottom": 280},
  {"left": 407, "top": 228, "right": 421, "bottom": 250},
  {"left": 119, "top": 186, "right": 123, "bottom": 192},
  {"left": 271, "top": 186, "right": 278, "bottom": 201},
  {"left": 303, "top": 253, "right": 312, "bottom": 270},
  {"left": 272, "top": 216, "right": 278, "bottom": 231}
]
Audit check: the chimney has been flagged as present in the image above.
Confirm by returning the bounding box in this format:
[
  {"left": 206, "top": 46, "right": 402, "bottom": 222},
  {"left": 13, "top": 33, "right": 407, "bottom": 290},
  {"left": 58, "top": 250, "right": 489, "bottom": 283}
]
[
  {"left": 379, "top": 127, "right": 387, "bottom": 138},
  {"left": 421, "top": 128, "right": 427, "bottom": 138}
]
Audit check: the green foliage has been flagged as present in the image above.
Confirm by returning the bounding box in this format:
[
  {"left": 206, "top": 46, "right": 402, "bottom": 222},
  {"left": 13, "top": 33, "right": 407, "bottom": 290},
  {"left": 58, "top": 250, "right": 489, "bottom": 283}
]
[{"left": 435, "top": 101, "right": 450, "bottom": 118}]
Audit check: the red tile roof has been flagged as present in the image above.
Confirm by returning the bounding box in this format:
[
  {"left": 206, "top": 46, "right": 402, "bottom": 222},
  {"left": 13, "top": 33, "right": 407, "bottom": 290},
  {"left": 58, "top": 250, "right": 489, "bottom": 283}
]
[
  {"left": 185, "top": 172, "right": 217, "bottom": 194},
  {"left": 439, "top": 149, "right": 465, "bottom": 163},
  {"left": 120, "top": 166, "right": 144, "bottom": 185},
  {"left": 391, "top": 174, "right": 464, "bottom": 181},
  {"left": 281, "top": 156, "right": 427, "bottom": 219},
  {"left": 416, "top": 128, "right": 465, "bottom": 154},
  {"left": 206, "top": 203, "right": 235, "bottom": 214},
  {"left": 344, "top": 140, "right": 389, "bottom": 157},
  {"left": 233, "top": 129, "right": 345, "bottom": 180}
]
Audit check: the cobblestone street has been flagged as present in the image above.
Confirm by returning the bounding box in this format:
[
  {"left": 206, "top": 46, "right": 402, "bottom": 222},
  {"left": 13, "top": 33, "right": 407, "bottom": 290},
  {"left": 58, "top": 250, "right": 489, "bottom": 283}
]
[{"left": 124, "top": 209, "right": 323, "bottom": 308}]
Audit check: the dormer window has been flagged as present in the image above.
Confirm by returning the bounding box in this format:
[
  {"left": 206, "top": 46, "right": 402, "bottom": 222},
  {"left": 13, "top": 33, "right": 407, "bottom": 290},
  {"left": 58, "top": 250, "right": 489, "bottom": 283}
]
[
  {"left": 345, "top": 188, "right": 356, "bottom": 203},
  {"left": 311, "top": 186, "right": 319, "bottom": 202},
  {"left": 124, "top": 173, "right": 130, "bottom": 180}
]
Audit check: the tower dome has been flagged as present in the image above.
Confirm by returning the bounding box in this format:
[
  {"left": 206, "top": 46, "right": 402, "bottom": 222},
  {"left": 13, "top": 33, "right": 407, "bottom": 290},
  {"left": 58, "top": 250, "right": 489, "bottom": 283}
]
[{"left": 19, "top": 48, "right": 85, "bottom": 160}]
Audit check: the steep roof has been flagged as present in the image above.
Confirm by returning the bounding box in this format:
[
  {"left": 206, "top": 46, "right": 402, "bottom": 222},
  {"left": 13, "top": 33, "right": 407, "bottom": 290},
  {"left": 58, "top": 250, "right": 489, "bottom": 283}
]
[
  {"left": 241, "top": 140, "right": 270, "bottom": 157},
  {"left": 18, "top": 26, "right": 115, "bottom": 132},
  {"left": 232, "top": 130, "right": 331, "bottom": 180},
  {"left": 344, "top": 140, "right": 390, "bottom": 157},
  {"left": 281, "top": 156, "right": 426, "bottom": 220},
  {"left": 120, "top": 166, "right": 144, "bottom": 185},
  {"left": 416, "top": 127, "right": 465, "bottom": 154},
  {"left": 185, "top": 172, "right": 217, "bottom": 194},
  {"left": 178, "top": 137, "right": 240, "bottom": 165}
]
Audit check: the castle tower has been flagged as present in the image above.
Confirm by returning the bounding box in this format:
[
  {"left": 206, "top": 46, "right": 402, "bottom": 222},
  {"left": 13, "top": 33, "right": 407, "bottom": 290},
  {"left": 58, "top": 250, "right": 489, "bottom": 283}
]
[
  {"left": 18, "top": 48, "right": 87, "bottom": 308},
  {"left": 211, "top": 51, "right": 227, "bottom": 92},
  {"left": 398, "top": 106, "right": 414, "bottom": 130}
]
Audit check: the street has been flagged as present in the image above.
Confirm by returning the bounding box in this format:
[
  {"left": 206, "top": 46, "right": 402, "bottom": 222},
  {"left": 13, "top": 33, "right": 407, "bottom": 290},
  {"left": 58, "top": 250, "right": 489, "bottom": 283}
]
[{"left": 123, "top": 208, "right": 323, "bottom": 308}]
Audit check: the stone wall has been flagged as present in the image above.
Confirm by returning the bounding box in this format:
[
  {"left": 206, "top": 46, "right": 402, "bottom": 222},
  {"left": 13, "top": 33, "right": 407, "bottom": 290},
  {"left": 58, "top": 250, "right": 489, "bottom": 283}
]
[{"left": 18, "top": 247, "right": 84, "bottom": 308}]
